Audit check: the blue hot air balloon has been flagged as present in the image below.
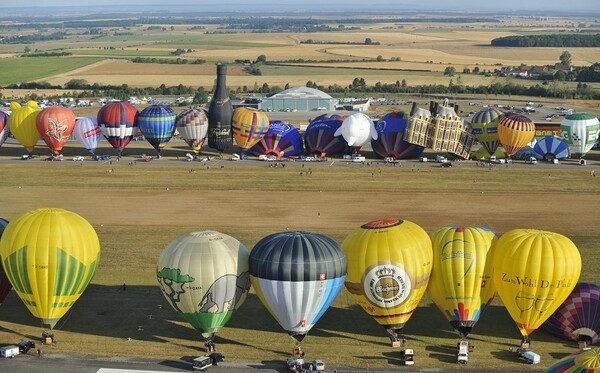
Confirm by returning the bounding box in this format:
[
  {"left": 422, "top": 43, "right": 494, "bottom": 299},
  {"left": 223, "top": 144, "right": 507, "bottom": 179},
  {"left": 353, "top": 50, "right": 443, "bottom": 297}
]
[
  {"left": 371, "top": 111, "right": 425, "bottom": 160},
  {"left": 533, "top": 136, "right": 570, "bottom": 161},
  {"left": 249, "top": 231, "right": 347, "bottom": 343},
  {"left": 0, "top": 111, "right": 9, "bottom": 148},
  {"left": 304, "top": 114, "right": 349, "bottom": 157},
  {"left": 73, "top": 116, "right": 102, "bottom": 156},
  {"left": 248, "top": 121, "right": 303, "bottom": 158},
  {"left": 138, "top": 105, "right": 177, "bottom": 158},
  {"left": 545, "top": 282, "right": 600, "bottom": 346}
]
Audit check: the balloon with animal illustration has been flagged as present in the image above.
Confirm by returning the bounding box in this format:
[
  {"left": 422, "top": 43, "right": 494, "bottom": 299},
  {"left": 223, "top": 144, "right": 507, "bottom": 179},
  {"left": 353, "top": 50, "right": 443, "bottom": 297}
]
[
  {"left": 0, "top": 217, "right": 12, "bottom": 306},
  {"left": 470, "top": 107, "right": 502, "bottom": 155},
  {"left": 341, "top": 219, "right": 433, "bottom": 344},
  {"left": 248, "top": 120, "right": 303, "bottom": 158},
  {"left": 97, "top": 101, "right": 139, "bottom": 157},
  {"left": 492, "top": 229, "right": 581, "bottom": 343},
  {"left": 304, "top": 114, "right": 349, "bottom": 157},
  {"left": 0, "top": 208, "right": 100, "bottom": 329},
  {"left": 427, "top": 226, "right": 497, "bottom": 339},
  {"left": 157, "top": 231, "right": 251, "bottom": 346},
  {"left": 249, "top": 231, "right": 346, "bottom": 343},
  {"left": 7, "top": 101, "right": 41, "bottom": 154},
  {"left": 371, "top": 111, "right": 424, "bottom": 159},
  {"left": 175, "top": 108, "right": 209, "bottom": 155},
  {"left": 36, "top": 106, "right": 77, "bottom": 155},
  {"left": 73, "top": 116, "right": 102, "bottom": 156},
  {"left": 231, "top": 107, "right": 270, "bottom": 151},
  {"left": 497, "top": 113, "right": 535, "bottom": 156},
  {"left": 138, "top": 105, "right": 177, "bottom": 157}
]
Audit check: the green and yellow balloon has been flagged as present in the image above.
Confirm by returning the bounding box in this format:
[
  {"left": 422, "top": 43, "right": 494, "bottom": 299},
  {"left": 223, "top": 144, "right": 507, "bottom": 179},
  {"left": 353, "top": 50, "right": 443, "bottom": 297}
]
[{"left": 0, "top": 208, "right": 100, "bottom": 329}]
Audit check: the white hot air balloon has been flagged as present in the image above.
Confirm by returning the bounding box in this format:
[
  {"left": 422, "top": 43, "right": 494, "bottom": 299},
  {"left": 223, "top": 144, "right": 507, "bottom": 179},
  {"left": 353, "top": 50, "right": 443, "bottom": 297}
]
[
  {"left": 560, "top": 113, "right": 600, "bottom": 158},
  {"left": 73, "top": 116, "right": 102, "bottom": 156},
  {"left": 334, "top": 112, "right": 378, "bottom": 150}
]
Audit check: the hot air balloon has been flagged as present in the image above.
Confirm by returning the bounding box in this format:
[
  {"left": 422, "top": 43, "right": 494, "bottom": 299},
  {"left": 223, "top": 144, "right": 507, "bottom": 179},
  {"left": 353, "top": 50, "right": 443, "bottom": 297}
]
[
  {"left": 470, "top": 107, "right": 502, "bottom": 156},
  {"left": 544, "top": 347, "right": 600, "bottom": 373},
  {"left": 0, "top": 111, "right": 9, "bottom": 148},
  {"left": 334, "top": 112, "right": 377, "bottom": 152},
  {"left": 427, "top": 226, "right": 497, "bottom": 340},
  {"left": 7, "top": 101, "right": 41, "bottom": 155},
  {"left": 36, "top": 106, "right": 76, "bottom": 155},
  {"left": 249, "top": 231, "right": 346, "bottom": 345},
  {"left": 493, "top": 229, "right": 581, "bottom": 347},
  {"left": 247, "top": 120, "right": 303, "bottom": 158},
  {"left": 157, "top": 231, "right": 250, "bottom": 351},
  {"left": 472, "top": 146, "right": 506, "bottom": 161},
  {"left": 0, "top": 208, "right": 100, "bottom": 329},
  {"left": 97, "top": 101, "right": 139, "bottom": 158},
  {"left": 497, "top": 113, "right": 535, "bottom": 157},
  {"left": 304, "top": 114, "right": 349, "bottom": 157},
  {"left": 546, "top": 283, "right": 600, "bottom": 347},
  {"left": 231, "top": 107, "right": 270, "bottom": 152},
  {"left": 371, "top": 111, "right": 424, "bottom": 160},
  {"left": 341, "top": 219, "right": 432, "bottom": 346},
  {"left": 513, "top": 145, "right": 536, "bottom": 161},
  {"left": 175, "top": 108, "right": 209, "bottom": 156},
  {"left": 138, "top": 105, "right": 177, "bottom": 158},
  {"left": 533, "top": 136, "right": 570, "bottom": 161},
  {"left": 0, "top": 217, "right": 12, "bottom": 306},
  {"left": 561, "top": 113, "right": 600, "bottom": 158},
  {"left": 73, "top": 116, "right": 102, "bottom": 157}
]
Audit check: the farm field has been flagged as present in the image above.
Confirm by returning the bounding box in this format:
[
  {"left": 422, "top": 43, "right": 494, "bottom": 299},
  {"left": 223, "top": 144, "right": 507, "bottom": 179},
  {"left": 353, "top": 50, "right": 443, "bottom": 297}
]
[{"left": 0, "top": 144, "right": 599, "bottom": 371}]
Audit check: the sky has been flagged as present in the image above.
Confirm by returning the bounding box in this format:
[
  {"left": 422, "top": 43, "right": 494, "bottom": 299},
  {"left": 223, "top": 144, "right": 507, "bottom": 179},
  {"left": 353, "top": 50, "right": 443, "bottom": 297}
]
[{"left": 6, "top": 0, "right": 600, "bottom": 13}]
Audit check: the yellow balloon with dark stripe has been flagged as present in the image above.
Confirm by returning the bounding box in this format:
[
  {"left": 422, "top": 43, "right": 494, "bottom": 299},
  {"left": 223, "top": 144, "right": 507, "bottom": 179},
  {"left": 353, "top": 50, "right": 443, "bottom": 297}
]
[
  {"left": 493, "top": 229, "right": 581, "bottom": 339},
  {"left": 497, "top": 113, "right": 535, "bottom": 156},
  {"left": 341, "top": 219, "right": 432, "bottom": 339},
  {"left": 470, "top": 108, "right": 502, "bottom": 155},
  {"left": 232, "top": 107, "right": 270, "bottom": 150},
  {"left": 0, "top": 208, "right": 100, "bottom": 329}
]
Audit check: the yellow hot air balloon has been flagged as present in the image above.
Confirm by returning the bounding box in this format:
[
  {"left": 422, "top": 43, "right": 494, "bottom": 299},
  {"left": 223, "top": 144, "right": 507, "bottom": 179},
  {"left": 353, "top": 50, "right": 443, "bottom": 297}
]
[
  {"left": 497, "top": 113, "right": 535, "bottom": 156},
  {"left": 427, "top": 226, "right": 497, "bottom": 339},
  {"left": 493, "top": 229, "right": 581, "bottom": 345},
  {"left": 231, "top": 107, "right": 270, "bottom": 150},
  {"left": 7, "top": 101, "right": 41, "bottom": 154},
  {"left": 0, "top": 208, "right": 100, "bottom": 329},
  {"left": 341, "top": 218, "right": 432, "bottom": 345}
]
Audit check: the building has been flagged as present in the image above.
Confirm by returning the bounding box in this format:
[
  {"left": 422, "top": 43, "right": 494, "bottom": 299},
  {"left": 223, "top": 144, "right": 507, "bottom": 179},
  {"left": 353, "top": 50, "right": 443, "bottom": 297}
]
[{"left": 259, "top": 87, "right": 338, "bottom": 112}]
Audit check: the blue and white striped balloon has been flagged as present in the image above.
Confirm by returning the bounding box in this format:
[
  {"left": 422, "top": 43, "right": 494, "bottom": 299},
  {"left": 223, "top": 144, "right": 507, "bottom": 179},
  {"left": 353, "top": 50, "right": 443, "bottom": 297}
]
[
  {"left": 533, "top": 136, "right": 570, "bottom": 161},
  {"left": 138, "top": 105, "right": 177, "bottom": 156}
]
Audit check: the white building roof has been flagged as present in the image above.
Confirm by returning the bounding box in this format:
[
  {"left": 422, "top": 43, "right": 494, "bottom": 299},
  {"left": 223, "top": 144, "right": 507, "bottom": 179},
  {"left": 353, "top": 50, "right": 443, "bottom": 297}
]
[{"left": 268, "top": 87, "right": 333, "bottom": 100}]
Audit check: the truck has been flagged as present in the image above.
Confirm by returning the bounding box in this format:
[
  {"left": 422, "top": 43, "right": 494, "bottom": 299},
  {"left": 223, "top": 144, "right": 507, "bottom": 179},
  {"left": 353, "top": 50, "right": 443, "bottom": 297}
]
[
  {"left": 457, "top": 340, "right": 469, "bottom": 364},
  {"left": 192, "top": 356, "right": 213, "bottom": 371},
  {"left": 1, "top": 345, "right": 19, "bottom": 358},
  {"left": 399, "top": 348, "right": 414, "bottom": 365}
]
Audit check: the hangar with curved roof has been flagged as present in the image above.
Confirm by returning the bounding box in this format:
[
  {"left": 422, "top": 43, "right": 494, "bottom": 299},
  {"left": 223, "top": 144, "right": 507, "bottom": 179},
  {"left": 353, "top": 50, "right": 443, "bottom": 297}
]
[{"left": 259, "top": 87, "right": 338, "bottom": 112}]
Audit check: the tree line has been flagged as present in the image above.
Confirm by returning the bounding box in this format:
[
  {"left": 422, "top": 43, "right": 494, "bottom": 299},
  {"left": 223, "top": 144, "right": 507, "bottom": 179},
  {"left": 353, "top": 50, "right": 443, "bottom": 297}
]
[
  {"left": 130, "top": 57, "right": 206, "bottom": 65},
  {"left": 491, "top": 33, "right": 600, "bottom": 47},
  {"left": 0, "top": 32, "right": 66, "bottom": 44}
]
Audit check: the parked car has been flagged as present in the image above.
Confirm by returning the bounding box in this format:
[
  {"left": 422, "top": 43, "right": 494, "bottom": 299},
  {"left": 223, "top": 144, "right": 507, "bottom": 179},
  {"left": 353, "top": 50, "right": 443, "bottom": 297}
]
[{"left": 311, "top": 359, "right": 325, "bottom": 371}]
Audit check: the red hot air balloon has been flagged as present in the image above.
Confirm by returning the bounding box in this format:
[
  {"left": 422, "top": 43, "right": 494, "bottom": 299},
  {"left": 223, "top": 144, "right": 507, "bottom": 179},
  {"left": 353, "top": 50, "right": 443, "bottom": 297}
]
[
  {"left": 36, "top": 106, "right": 77, "bottom": 155},
  {"left": 97, "top": 101, "right": 139, "bottom": 158}
]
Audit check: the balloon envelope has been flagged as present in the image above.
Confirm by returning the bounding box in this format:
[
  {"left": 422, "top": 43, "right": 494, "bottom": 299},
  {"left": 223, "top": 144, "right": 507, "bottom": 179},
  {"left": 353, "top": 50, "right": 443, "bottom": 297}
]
[
  {"left": 249, "top": 231, "right": 346, "bottom": 343},
  {"left": 341, "top": 219, "right": 432, "bottom": 340},
  {"left": 371, "top": 111, "right": 424, "bottom": 159},
  {"left": 544, "top": 347, "right": 600, "bottom": 373},
  {"left": 304, "top": 114, "right": 349, "bottom": 157},
  {"left": 334, "top": 112, "right": 377, "bottom": 148},
  {"left": 497, "top": 113, "right": 535, "bottom": 156},
  {"left": 0, "top": 217, "right": 11, "bottom": 305},
  {"left": 493, "top": 229, "right": 581, "bottom": 338},
  {"left": 97, "top": 101, "right": 139, "bottom": 156},
  {"left": 157, "top": 231, "right": 250, "bottom": 340},
  {"left": 7, "top": 101, "right": 41, "bottom": 154},
  {"left": 427, "top": 226, "right": 497, "bottom": 338},
  {"left": 138, "top": 105, "right": 177, "bottom": 154},
  {"left": 36, "top": 106, "right": 76, "bottom": 155},
  {"left": 247, "top": 120, "right": 303, "bottom": 157},
  {"left": 0, "top": 111, "right": 9, "bottom": 148},
  {"left": 561, "top": 113, "right": 600, "bottom": 158},
  {"left": 175, "top": 108, "right": 209, "bottom": 155},
  {"left": 546, "top": 283, "right": 600, "bottom": 345},
  {"left": 533, "top": 136, "right": 570, "bottom": 161},
  {"left": 232, "top": 107, "right": 270, "bottom": 150},
  {"left": 0, "top": 208, "right": 100, "bottom": 329},
  {"left": 73, "top": 117, "right": 102, "bottom": 155},
  {"left": 470, "top": 107, "right": 502, "bottom": 155}
]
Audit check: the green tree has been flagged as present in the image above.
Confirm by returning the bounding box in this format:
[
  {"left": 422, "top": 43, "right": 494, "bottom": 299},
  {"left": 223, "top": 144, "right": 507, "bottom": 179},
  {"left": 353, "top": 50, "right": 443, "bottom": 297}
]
[
  {"left": 444, "top": 66, "right": 456, "bottom": 76},
  {"left": 24, "top": 46, "right": 31, "bottom": 53},
  {"left": 365, "top": 38, "right": 373, "bottom": 45},
  {"left": 255, "top": 54, "right": 267, "bottom": 64},
  {"left": 376, "top": 55, "right": 384, "bottom": 62},
  {"left": 473, "top": 66, "right": 480, "bottom": 74},
  {"left": 193, "top": 87, "right": 208, "bottom": 104},
  {"left": 560, "top": 50, "right": 572, "bottom": 66}
]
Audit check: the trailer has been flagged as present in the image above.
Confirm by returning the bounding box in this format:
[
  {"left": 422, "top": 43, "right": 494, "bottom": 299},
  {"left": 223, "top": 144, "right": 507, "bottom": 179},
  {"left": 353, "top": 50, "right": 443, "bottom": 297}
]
[{"left": 1, "top": 345, "right": 19, "bottom": 358}]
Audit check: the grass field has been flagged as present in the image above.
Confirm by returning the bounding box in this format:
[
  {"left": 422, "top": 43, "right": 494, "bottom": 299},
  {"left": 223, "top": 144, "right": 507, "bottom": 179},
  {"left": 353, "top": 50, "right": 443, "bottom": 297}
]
[
  {"left": 0, "top": 141, "right": 598, "bottom": 371},
  {"left": 0, "top": 57, "right": 103, "bottom": 86}
]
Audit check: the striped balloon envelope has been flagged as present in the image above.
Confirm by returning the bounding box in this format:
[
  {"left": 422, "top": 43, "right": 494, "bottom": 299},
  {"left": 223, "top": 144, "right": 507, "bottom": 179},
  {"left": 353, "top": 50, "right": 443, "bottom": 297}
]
[
  {"left": 544, "top": 347, "right": 600, "bottom": 373},
  {"left": 0, "top": 217, "right": 12, "bottom": 306},
  {"left": 138, "top": 105, "right": 177, "bottom": 157},
  {"left": 545, "top": 283, "right": 600, "bottom": 345},
  {"left": 497, "top": 113, "right": 535, "bottom": 156},
  {"left": 231, "top": 107, "right": 270, "bottom": 150},
  {"left": 249, "top": 231, "right": 347, "bottom": 343},
  {"left": 97, "top": 101, "right": 139, "bottom": 157},
  {"left": 304, "top": 114, "right": 349, "bottom": 157},
  {"left": 36, "top": 106, "right": 77, "bottom": 155},
  {"left": 175, "top": 108, "right": 209, "bottom": 155},
  {"left": 7, "top": 101, "right": 41, "bottom": 154},
  {"left": 371, "top": 111, "right": 424, "bottom": 160},
  {"left": 533, "top": 136, "right": 570, "bottom": 161},
  {"left": 73, "top": 116, "right": 102, "bottom": 156},
  {"left": 0, "top": 110, "right": 9, "bottom": 148},
  {"left": 247, "top": 120, "right": 303, "bottom": 158},
  {"left": 470, "top": 107, "right": 502, "bottom": 155}
]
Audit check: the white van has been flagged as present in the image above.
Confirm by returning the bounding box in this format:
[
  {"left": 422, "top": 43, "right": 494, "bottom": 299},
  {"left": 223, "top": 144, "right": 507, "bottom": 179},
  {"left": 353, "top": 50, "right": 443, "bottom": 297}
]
[
  {"left": 352, "top": 154, "right": 366, "bottom": 162},
  {"left": 517, "top": 348, "right": 540, "bottom": 364},
  {"left": 1, "top": 345, "right": 19, "bottom": 358},
  {"left": 457, "top": 340, "right": 469, "bottom": 364}
]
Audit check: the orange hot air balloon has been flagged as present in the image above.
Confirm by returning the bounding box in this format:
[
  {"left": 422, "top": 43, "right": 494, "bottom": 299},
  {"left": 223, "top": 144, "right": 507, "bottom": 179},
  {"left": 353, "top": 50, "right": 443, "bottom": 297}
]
[
  {"left": 231, "top": 107, "right": 270, "bottom": 150},
  {"left": 36, "top": 106, "right": 77, "bottom": 155},
  {"left": 497, "top": 113, "right": 535, "bottom": 156}
]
